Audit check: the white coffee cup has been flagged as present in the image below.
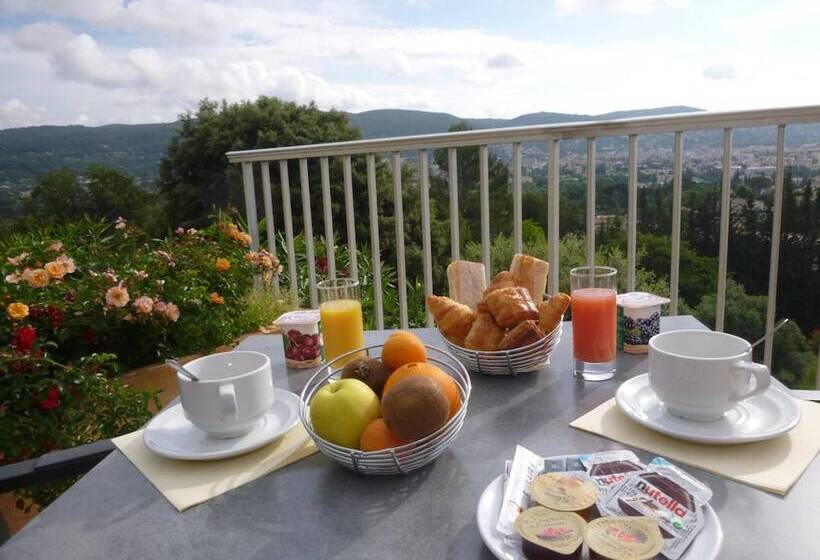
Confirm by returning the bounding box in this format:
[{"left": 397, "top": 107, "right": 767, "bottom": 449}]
[
  {"left": 648, "top": 330, "right": 770, "bottom": 421},
  {"left": 178, "top": 351, "right": 274, "bottom": 438}
]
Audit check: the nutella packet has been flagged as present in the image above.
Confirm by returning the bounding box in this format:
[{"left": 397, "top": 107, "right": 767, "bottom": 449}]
[
  {"left": 599, "top": 457, "right": 712, "bottom": 560},
  {"left": 579, "top": 450, "right": 646, "bottom": 502}
]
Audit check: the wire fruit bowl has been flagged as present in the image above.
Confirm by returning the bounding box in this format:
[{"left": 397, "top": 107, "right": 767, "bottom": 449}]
[
  {"left": 442, "top": 317, "right": 564, "bottom": 375},
  {"left": 299, "top": 343, "right": 471, "bottom": 475}
]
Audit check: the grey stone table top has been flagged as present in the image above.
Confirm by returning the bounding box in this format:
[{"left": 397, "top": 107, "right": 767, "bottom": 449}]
[{"left": 3, "top": 316, "right": 819, "bottom": 559}]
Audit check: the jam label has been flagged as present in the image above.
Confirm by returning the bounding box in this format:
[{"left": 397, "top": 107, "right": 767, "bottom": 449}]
[
  {"left": 528, "top": 471, "right": 598, "bottom": 511},
  {"left": 514, "top": 507, "right": 585, "bottom": 555},
  {"left": 586, "top": 517, "right": 664, "bottom": 559}
]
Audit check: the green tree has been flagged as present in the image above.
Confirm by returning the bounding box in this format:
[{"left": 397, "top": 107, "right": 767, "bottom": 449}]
[
  {"left": 23, "top": 168, "right": 88, "bottom": 224},
  {"left": 158, "top": 97, "right": 362, "bottom": 229}
]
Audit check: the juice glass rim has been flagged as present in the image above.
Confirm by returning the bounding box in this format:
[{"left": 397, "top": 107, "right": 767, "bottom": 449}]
[
  {"left": 317, "top": 278, "right": 359, "bottom": 290},
  {"left": 569, "top": 266, "right": 617, "bottom": 279}
]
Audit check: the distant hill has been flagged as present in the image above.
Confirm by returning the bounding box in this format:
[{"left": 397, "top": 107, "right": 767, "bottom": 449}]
[
  {"left": 0, "top": 122, "right": 178, "bottom": 186},
  {"left": 3, "top": 105, "right": 819, "bottom": 188}
]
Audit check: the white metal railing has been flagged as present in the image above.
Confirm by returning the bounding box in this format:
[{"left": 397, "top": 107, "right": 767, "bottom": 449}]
[{"left": 227, "top": 105, "right": 820, "bottom": 371}]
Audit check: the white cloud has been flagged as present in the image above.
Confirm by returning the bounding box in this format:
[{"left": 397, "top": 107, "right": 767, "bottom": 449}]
[
  {"left": 0, "top": 98, "right": 44, "bottom": 128},
  {"left": 556, "top": 0, "right": 658, "bottom": 15},
  {"left": 0, "top": 0, "right": 818, "bottom": 128},
  {"left": 702, "top": 64, "right": 736, "bottom": 80}
]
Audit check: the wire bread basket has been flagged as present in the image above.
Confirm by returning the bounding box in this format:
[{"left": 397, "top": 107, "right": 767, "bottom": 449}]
[
  {"left": 443, "top": 317, "right": 564, "bottom": 375},
  {"left": 299, "top": 343, "right": 471, "bottom": 475}
]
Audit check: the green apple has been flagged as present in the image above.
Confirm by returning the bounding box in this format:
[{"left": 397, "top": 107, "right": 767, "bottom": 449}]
[{"left": 309, "top": 378, "right": 381, "bottom": 448}]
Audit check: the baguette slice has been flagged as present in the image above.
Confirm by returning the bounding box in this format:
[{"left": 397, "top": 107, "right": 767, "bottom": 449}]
[
  {"left": 447, "top": 260, "right": 487, "bottom": 310},
  {"left": 510, "top": 254, "right": 549, "bottom": 303}
]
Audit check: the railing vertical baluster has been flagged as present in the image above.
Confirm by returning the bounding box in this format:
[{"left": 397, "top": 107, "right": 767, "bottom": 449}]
[
  {"left": 392, "top": 152, "right": 408, "bottom": 328},
  {"left": 241, "top": 162, "right": 260, "bottom": 252},
  {"left": 278, "top": 161, "right": 298, "bottom": 305},
  {"left": 764, "top": 125, "right": 786, "bottom": 368},
  {"left": 716, "top": 128, "right": 733, "bottom": 332},
  {"left": 448, "top": 147, "right": 460, "bottom": 261},
  {"left": 366, "top": 155, "right": 384, "bottom": 329},
  {"left": 260, "top": 162, "right": 280, "bottom": 291},
  {"left": 299, "top": 158, "right": 318, "bottom": 307},
  {"left": 320, "top": 157, "right": 336, "bottom": 279},
  {"left": 342, "top": 155, "right": 358, "bottom": 280},
  {"left": 513, "top": 142, "right": 523, "bottom": 254},
  {"left": 419, "top": 149, "right": 434, "bottom": 327},
  {"left": 586, "top": 138, "right": 596, "bottom": 267},
  {"left": 479, "top": 145, "right": 491, "bottom": 282},
  {"left": 547, "top": 139, "right": 560, "bottom": 296},
  {"left": 669, "top": 132, "right": 684, "bottom": 314},
  {"left": 627, "top": 135, "right": 638, "bottom": 292}
]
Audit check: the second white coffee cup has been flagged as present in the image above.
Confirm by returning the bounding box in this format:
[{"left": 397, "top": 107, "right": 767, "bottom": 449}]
[
  {"left": 648, "top": 330, "right": 770, "bottom": 421},
  {"left": 178, "top": 351, "right": 274, "bottom": 438}
]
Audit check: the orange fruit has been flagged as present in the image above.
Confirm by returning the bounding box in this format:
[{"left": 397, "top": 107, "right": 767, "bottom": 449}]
[
  {"left": 383, "top": 362, "right": 461, "bottom": 419},
  {"left": 381, "top": 331, "right": 427, "bottom": 371},
  {"left": 360, "top": 418, "right": 407, "bottom": 451}
]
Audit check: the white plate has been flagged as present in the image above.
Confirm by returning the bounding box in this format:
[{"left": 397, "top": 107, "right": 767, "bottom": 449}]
[
  {"left": 616, "top": 373, "right": 801, "bottom": 445},
  {"left": 143, "top": 389, "right": 300, "bottom": 460},
  {"left": 477, "top": 473, "right": 723, "bottom": 560}
]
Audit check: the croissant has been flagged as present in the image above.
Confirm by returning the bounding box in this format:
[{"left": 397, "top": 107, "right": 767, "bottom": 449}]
[
  {"left": 538, "top": 292, "right": 571, "bottom": 334},
  {"left": 464, "top": 310, "right": 505, "bottom": 351},
  {"left": 483, "top": 271, "right": 518, "bottom": 298},
  {"left": 426, "top": 295, "right": 476, "bottom": 347},
  {"left": 483, "top": 286, "right": 539, "bottom": 329},
  {"left": 499, "top": 320, "right": 545, "bottom": 350}
]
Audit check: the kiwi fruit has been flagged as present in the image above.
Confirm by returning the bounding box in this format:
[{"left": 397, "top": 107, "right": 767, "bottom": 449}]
[
  {"left": 381, "top": 376, "right": 449, "bottom": 441},
  {"left": 340, "top": 357, "right": 392, "bottom": 396}
]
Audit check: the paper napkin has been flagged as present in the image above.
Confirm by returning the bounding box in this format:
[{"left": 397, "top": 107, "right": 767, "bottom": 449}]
[
  {"left": 570, "top": 398, "right": 820, "bottom": 495},
  {"left": 113, "top": 423, "right": 317, "bottom": 511}
]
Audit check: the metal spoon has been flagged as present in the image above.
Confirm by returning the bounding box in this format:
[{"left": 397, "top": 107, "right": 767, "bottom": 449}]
[
  {"left": 750, "top": 318, "right": 790, "bottom": 349},
  {"left": 165, "top": 359, "right": 200, "bottom": 382}
]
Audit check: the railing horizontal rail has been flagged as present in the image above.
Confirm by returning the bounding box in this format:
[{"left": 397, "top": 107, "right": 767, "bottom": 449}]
[{"left": 227, "top": 105, "right": 820, "bottom": 162}]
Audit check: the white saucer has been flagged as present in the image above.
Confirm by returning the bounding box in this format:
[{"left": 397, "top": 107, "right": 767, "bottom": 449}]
[
  {"left": 477, "top": 473, "right": 722, "bottom": 560},
  {"left": 143, "top": 389, "right": 300, "bottom": 460},
  {"left": 616, "top": 374, "right": 801, "bottom": 445}
]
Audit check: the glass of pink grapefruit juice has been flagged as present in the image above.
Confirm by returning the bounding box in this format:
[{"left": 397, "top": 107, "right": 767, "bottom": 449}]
[{"left": 570, "top": 266, "right": 617, "bottom": 381}]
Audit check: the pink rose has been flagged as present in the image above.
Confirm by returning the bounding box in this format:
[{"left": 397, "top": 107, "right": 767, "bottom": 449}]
[
  {"left": 164, "top": 303, "right": 180, "bottom": 322},
  {"left": 153, "top": 301, "right": 167, "bottom": 314},
  {"left": 105, "top": 285, "right": 130, "bottom": 308},
  {"left": 133, "top": 296, "right": 154, "bottom": 314}
]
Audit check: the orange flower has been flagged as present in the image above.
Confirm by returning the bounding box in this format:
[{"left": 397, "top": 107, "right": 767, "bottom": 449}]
[
  {"left": 45, "top": 261, "right": 67, "bottom": 279},
  {"left": 237, "top": 232, "right": 252, "bottom": 247},
  {"left": 55, "top": 255, "right": 76, "bottom": 274},
  {"left": 23, "top": 268, "right": 49, "bottom": 288},
  {"left": 209, "top": 292, "right": 225, "bottom": 305},
  {"left": 215, "top": 258, "right": 231, "bottom": 272},
  {"left": 105, "top": 286, "right": 130, "bottom": 308},
  {"left": 6, "top": 302, "right": 29, "bottom": 320}
]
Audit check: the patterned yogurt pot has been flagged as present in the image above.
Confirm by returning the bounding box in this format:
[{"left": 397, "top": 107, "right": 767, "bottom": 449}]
[
  {"left": 616, "top": 292, "right": 670, "bottom": 354},
  {"left": 273, "top": 310, "right": 324, "bottom": 369}
]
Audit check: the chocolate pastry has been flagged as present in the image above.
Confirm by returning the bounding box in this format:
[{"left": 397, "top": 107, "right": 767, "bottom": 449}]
[
  {"left": 499, "top": 320, "right": 545, "bottom": 350},
  {"left": 483, "top": 286, "right": 540, "bottom": 329}
]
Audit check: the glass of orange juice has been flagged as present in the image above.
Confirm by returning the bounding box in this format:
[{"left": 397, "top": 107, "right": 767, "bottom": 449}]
[
  {"left": 570, "top": 266, "right": 617, "bottom": 381},
  {"left": 318, "top": 278, "right": 365, "bottom": 366}
]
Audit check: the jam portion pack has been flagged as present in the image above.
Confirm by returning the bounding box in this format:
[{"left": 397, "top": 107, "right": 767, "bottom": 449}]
[
  {"left": 498, "top": 447, "right": 713, "bottom": 559},
  {"left": 598, "top": 458, "right": 713, "bottom": 560}
]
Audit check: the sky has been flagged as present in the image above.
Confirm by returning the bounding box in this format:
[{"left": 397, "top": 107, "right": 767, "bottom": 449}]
[{"left": 0, "top": 0, "right": 818, "bottom": 129}]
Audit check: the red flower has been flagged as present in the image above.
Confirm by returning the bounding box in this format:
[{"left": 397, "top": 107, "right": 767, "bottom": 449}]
[
  {"left": 28, "top": 305, "right": 45, "bottom": 320},
  {"left": 83, "top": 327, "right": 96, "bottom": 344},
  {"left": 37, "top": 386, "right": 60, "bottom": 411},
  {"left": 13, "top": 326, "right": 37, "bottom": 354},
  {"left": 47, "top": 305, "right": 64, "bottom": 328},
  {"left": 316, "top": 256, "right": 329, "bottom": 274}
]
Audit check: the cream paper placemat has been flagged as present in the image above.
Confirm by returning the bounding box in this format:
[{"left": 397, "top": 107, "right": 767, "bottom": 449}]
[
  {"left": 112, "top": 423, "right": 317, "bottom": 511},
  {"left": 570, "top": 398, "right": 820, "bottom": 495}
]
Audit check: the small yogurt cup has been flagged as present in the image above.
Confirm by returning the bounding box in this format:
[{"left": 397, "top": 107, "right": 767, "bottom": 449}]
[
  {"left": 616, "top": 292, "right": 670, "bottom": 354},
  {"left": 273, "top": 310, "right": 323, "bottom": 369}
]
